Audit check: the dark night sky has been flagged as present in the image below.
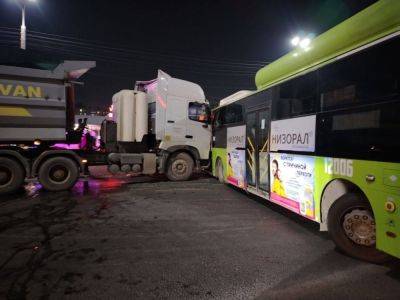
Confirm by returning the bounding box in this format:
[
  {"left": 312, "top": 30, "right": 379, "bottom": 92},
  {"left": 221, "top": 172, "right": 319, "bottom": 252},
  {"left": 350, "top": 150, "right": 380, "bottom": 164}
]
[{"left": 0, "top": 0, "right": 376, "bottom": 109}]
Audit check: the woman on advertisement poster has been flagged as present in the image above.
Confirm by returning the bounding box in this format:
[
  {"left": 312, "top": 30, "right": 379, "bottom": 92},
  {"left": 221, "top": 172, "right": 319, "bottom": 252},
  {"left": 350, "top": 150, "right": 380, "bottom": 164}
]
[
  {"left": 227, "top": 152, "right": 234, "bottom": 179},
  {"left": 271, "top": 159, "right": 287, "bottom": 197}
]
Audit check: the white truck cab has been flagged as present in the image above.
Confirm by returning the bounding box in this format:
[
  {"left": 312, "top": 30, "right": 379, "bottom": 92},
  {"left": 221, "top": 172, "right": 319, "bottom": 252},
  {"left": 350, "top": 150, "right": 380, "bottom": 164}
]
[
  {"left": 110, "top": 70, "right": 211, "bottom": 181},
  {"left": 136, "top": 70, "right": 210, "bottom": 158}
]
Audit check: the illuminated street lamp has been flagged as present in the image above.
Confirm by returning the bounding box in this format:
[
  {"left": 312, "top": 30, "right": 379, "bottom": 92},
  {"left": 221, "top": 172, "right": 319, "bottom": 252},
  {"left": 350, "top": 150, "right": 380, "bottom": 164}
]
[
  {"left": 299, "top": 37, "right": 311, "bottom": 49},
  {"left": 291, "top": 36, "right": 301, "bottom": 47},
  {"left": 291, "top": 35, "right": 312, "bottom": 50},
  {"left": 18, "top": 0, "right": 36, "bottom": 50}
]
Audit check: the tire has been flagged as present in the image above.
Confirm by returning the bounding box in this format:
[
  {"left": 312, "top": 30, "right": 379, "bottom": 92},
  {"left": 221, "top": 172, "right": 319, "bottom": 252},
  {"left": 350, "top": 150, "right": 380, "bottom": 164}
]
[
  {"left": 216, "top": 158, "right": 225, "bottom": 183},
  {"left": 328, "top": 193, "right": 390, "bottom": 263},
  {"left": 0, "top": 157, "right": 25, "bottom": 195},
  {"left": 166, "top": 152, "right": 194, "bottom": 181},
  {"left": 38, "top": 156, "right": 79, "bottom": 192}
]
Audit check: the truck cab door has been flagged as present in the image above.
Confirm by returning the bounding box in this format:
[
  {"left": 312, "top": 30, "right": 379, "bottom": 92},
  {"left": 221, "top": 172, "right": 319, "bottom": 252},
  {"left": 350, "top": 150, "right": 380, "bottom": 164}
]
[{"left": 165, "top": 96, "right": 187, "bottom": 145}]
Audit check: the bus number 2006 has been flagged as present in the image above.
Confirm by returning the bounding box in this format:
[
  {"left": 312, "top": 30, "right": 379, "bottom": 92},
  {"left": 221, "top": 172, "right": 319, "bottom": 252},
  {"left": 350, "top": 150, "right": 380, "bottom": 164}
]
[{"left": 324, "top": 158, "right": 353, "bottom": 177}]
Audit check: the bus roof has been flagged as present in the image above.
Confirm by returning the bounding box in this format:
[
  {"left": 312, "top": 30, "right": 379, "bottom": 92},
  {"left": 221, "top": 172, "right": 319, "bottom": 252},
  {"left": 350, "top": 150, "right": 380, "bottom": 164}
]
[
  {"left": 255, "top": 0, "right": 400, "bottom": 90},
  {"left": 218, "top": 90, "right": 255, "bottom": 107}
]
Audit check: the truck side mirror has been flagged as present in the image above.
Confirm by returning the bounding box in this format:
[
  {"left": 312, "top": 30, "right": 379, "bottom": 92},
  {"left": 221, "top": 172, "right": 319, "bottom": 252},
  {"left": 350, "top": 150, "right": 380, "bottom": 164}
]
[{"left": 198, "top": 114, "right": 208, "bottom": 123}]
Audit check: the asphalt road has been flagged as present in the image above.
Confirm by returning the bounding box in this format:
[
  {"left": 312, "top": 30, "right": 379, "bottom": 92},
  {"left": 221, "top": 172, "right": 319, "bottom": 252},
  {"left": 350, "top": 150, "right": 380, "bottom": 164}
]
[{"left": 0, "top": 172, "right": 399, "bottom": 299}]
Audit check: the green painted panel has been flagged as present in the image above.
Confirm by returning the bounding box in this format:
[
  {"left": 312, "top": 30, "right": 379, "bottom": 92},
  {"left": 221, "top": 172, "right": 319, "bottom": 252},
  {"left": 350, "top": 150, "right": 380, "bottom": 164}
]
[
  {"left": 255, "top": 0, "right": 400, "bottom": 90},
  {"left": 313, "top": 157, "right": 400, "bottom": 258},
  {"left": 211, "top": 147, "right": 227, "bottom": 178},
  {"left": 383, "top": 169, "right": 400, "bottom": 188}
]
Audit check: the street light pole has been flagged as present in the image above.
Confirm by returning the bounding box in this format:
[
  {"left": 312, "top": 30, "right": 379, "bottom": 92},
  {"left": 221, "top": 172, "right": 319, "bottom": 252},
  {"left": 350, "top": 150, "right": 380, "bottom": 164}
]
[
  {"left": 18, "top": 0, "right": 36, "bottom": 50},
  {"left": 20, "top": 2, "right": 26, "bottom": 50}
]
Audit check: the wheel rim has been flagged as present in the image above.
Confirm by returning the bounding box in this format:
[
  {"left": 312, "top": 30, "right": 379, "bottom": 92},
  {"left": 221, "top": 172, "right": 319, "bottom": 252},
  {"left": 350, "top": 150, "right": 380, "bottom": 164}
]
[
  {"left": 49, "top": 165, "right": 70, "bottom": 183},
  {"left": 342, "top": 208, "right": 376, "bottom": 246},
  {"left": 0, "top": 166, "right": 13, "bottom": 187},
  {"left": 172, "top": 159, "right": 188, "bottom": 176}
]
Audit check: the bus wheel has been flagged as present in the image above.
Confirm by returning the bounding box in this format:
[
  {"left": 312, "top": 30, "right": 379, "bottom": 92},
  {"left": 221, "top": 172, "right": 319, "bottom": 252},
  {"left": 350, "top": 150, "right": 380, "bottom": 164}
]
[
  {"left": 166, "top": 152, "right": 194, "bottom": 181},
  {"left": 328, "top": 193, "right": 390, "bottom": 263},
  {"left": 216, "top": 158, "right": 224, "bottom": 183},
  {"left": 0, "top": 157, "right": 25, "bottom": 195},
  {"left": 38, "top": 157, "right": 79, "bottom": 192}
]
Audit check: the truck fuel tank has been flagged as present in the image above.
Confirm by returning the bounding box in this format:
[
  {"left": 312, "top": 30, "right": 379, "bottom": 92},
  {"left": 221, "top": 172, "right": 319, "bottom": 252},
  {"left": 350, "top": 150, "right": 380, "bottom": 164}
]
[{"left": 111, "top": 90, "right": 148, "bottom": 143}]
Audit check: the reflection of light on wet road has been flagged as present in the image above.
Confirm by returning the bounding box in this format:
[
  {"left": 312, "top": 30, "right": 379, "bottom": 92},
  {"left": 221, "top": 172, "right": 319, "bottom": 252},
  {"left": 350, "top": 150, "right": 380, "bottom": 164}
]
[
  {"left": 25, "top": 182, "right": 42, "bottom": 197},
  {"left": 22, "top": 178, "right": 128, "bottom": 199},
  {"left": 18, "top": 164, "right": 179, "bottom": 199},
  {"left": 21, "top": 174, "right": 166, "bottom": 199},
  {"left": 72, "top": 178, "right": 127, "bottom": 197}
]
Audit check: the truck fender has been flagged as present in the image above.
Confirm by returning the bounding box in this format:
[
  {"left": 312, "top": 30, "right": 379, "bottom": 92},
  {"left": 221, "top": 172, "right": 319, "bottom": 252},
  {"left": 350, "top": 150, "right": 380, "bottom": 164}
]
[
  {"left": 159, "top": 146, "right": 200, "bottom": 173},
  {"left": 0, "top": 149, "right": 30, "bottom": 177},
  {"left": 32, "top": 150, "right": 84, "bottom": 176}
]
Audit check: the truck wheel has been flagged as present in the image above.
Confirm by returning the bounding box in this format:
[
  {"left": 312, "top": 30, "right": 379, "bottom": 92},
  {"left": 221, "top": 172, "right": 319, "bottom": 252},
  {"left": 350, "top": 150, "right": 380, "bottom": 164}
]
[
  {"left": 0, "top": 157, "right": 25, "bottom": 195},
  {"left": 166, "top": 152, "right": 194, "bottom": 181},
  {"left": 38, "top": 157, "right": 79, "bottom": 192},
  {"left": 328, "top": 193, "right": 390, "bottom": 263},
  {"left": 216, "top": 158, "right": 225, "bottom": 183}
]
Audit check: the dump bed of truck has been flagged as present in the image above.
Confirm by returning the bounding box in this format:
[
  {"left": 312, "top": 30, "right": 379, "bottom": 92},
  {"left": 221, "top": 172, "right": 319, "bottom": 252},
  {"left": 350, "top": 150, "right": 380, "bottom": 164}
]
[{"left": 0, "top": 61, "right": 95, "bottom": 143}]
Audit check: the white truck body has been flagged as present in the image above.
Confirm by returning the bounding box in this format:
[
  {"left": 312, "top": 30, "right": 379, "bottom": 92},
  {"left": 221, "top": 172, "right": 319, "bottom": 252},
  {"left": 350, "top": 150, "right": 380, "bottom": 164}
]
[{"left": 0, "top": 65, "right": 210, "bottom": 195}]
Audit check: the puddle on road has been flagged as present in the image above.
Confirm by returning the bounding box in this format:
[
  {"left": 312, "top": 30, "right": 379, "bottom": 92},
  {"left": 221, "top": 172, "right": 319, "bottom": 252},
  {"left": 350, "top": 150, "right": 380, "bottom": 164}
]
[
  {"left": 18, "top": 174, "right": 171, "bottom": 200},
  {"left": 72, "top": 178, "right": 127, "bottom": 197}
]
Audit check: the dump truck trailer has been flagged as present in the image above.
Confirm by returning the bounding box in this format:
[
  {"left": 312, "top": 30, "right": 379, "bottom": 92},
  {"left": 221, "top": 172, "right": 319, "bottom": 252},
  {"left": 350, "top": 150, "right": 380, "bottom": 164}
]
[{"left": 0, "top": 63, "right": 211, "bottom": 194}]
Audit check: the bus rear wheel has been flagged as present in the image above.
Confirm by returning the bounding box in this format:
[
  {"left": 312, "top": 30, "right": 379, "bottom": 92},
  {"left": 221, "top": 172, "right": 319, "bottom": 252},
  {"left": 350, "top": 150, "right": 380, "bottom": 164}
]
[
  {"left": 0, "top": 157, "right": 25, "bottom": 195},
  {"left": 328, "top": 193, "right": 390, "bottom": 263},
  {"left": 38, "top": 157, "right": 79, "bottom": 192}
]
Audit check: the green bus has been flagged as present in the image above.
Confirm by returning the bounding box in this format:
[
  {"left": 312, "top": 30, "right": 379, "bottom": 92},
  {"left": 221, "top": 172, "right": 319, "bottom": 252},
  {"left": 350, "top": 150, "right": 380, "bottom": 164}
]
[{"left": 211, "top": 0, "right": 400, "bottom": 263}]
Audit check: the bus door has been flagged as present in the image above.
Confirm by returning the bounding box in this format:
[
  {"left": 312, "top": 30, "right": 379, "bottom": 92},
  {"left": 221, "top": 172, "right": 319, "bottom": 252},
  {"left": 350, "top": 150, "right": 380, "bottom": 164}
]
[
  {"left": 258, "top": 109, "right": 270, "bottom": 191},
  {"left": 246, "top": 108, "right": 270, "bottom": 192}
]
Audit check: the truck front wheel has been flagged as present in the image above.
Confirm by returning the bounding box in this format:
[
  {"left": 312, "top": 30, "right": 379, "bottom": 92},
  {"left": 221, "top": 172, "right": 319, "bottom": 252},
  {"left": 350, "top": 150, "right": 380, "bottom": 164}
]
[
  {"left": 328, "top": 193, "right": 390, "bottom": 263},
  {"left": 38, "top": 157, "right": 79, "bottom": 192},
  {"left": 166, "top": 152, "right": 194, "bottom": 181},
  {"left": 0, "top": 157, "right": 25, "bottom": 195}
]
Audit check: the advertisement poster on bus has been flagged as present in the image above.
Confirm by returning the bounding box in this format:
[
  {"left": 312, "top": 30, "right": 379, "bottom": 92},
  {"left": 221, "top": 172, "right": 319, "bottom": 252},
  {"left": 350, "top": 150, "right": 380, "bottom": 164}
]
[
  {"left": 270, "top": 115, "right": 316, "bottom": 152},
  {"left": 269, "top": 153, "right": 316, "bottom": 220},
  {"left": 227, "top": 125, "right": 246, "bottom": 188}
]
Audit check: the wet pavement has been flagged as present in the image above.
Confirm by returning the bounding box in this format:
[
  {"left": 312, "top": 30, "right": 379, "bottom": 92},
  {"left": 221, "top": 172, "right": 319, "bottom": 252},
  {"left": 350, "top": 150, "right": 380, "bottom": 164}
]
[{"left": 0, "top": 170, "right": 400, "bottom": 299}]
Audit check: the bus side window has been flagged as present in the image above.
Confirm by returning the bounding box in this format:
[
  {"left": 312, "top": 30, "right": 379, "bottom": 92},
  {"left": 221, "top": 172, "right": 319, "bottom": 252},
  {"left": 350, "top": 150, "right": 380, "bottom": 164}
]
[
  {"left": 216, "top": 104, "right": 243, "bottom": 126},
  {"left": 276, "top": 83, "right": 292, "bottom": 118},
  {"left": 316, "top": 36, "right": 400, "bottom": 161},
  {"left": 213, "top": 107, "right": 225, "bottom": 128},
  {"left": 275, "top": 71, "right": 317, "bottom": 119},
  {"left": 213, "top": 110, "right": 221, "bottom": 128},
  {"left": 223, "top": 104, "right": 243, "bottom": 124},
  {"left": 291, "top": 72, "right": 317, "bottom": 115},
  {"left": 319, "top": 36, "right": 400, "bottom": 111}
]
